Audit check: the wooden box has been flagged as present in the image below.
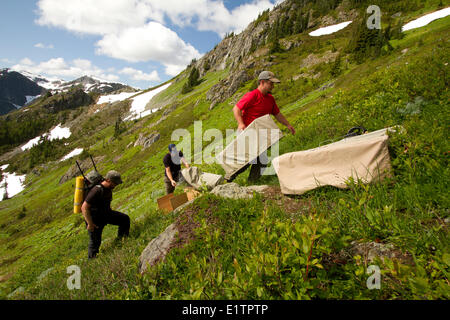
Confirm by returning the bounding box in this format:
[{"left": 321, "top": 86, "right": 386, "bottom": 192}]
[
  {"left": 184, "top": 187, "right": 201, "bottom": 201},
  {"left": 157, "top": 193, "right": 189, "bottom": 213}
]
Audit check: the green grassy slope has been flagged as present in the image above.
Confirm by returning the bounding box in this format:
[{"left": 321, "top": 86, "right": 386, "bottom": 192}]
[{"left": 0, "top": 5, "right": 448, "bottom": 299}]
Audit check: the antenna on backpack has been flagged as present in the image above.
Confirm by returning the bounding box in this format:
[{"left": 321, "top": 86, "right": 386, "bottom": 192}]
[
  {"left": 89, "top": 155, "right": 98, "bottom": 172},
  {"left": 75, "top": 161, "right": 87, "bottom": 180}
]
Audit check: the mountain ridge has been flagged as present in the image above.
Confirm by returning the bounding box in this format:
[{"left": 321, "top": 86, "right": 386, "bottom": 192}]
[{"left": 0, "top": 69, "right": 136, "bottom": 116}]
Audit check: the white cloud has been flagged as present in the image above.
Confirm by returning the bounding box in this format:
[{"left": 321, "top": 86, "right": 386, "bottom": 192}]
[
  {"left": 11, "top": 57, "right": 119, "bottom": 81},
  {"left": 35, "top": 43, "right": 54, "bottom": 49},
  {"left": 120, "top": 67, "right": 160, "bottom": 82},
  {"left": 164, "top": 64, "right": 188, "bottom": 77},
  {"left": 35, "top": 0, "right": 281, "bottom": 76},
  {"left": 35, "top": 0, "right": 160, "bottom": 35},
  {"left": 19, "top": 58, "right": 34, "bottom": 66},
  {"left": 96, "top": 22, "right": 202, "bottom": 75},
  {"left": 36, "top": 0, "right": 278, "bottom": 36},
  {"left": 187, "top": 0, "right": 277, "bottom": 36}
]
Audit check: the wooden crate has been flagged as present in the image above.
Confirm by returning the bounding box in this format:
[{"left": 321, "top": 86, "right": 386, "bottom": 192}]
[
  {"left": 157, "top": 193, "right": 175, "bottom": 213},
  {"left": 157, "top": 193, "right": 189, "bottom": 213},
  {"left": 184, "top": 187, "right": 201, "bottom": 201}
]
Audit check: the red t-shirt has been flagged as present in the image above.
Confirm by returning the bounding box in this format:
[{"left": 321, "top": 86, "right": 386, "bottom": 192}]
[{"left": 236, "top": 89, "right": 280, "bottom": 127}]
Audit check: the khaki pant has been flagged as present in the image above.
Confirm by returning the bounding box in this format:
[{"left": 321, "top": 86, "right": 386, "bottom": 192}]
[{"left": 164, "top": 172, "right": 180, "bottom": 195}]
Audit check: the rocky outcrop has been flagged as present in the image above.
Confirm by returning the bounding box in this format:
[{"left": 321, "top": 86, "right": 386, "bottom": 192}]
[
  {"left": 210, "top": 183, "right": 269, "bottom": 199},
  {"left": 198, "top": 0, "right": 358, "bottom": 108},
  {"left": 139, "top": 223, "right": 178, "bottom": 274},
  {"left": 0, "top": 69, "right": 45, "bottom": 115},
  {"left": 300, "top": 50, "right": 340, "bottom": 69},
  {"left": 206, "top": 69, "right": 252, "bottom": 109},
  {"left": 134, "top": 132, "right": 160, "bottom": 150},
  {"left": 42, "top": 88, "right": 94, "bottom": 114},
  {"left": 347, "top": 241, "right": 415, "bottom": 265},
  {"left": 324, "top": 241, "right": 415, "bottom": 267}
]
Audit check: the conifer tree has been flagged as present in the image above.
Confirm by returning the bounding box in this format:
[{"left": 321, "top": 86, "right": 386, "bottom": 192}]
[
  {"left": 330, "top": 55, "right": 342, "bottom": 77},
  {"left": 182, "top": 67, "right": 201, "bottom": 94}
]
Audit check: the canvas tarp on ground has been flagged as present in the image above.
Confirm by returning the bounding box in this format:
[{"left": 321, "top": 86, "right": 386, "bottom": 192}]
[
  {"left": 272, "top": 127, "right": 395, "bottom": 195},
  {"left": 215, "top": 114, "right": 283, "bottom": 180},
  {"left": 181, "top": 166, "right": 224, "bottom": 191}
]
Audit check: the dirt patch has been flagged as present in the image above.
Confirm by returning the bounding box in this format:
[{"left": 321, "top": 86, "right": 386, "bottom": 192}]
[
  {"left": 261, "top": 186, "right": 312, "bottom": 215},
  {"left": 0, "top": 272, "right": 14, "bottom": 282}
]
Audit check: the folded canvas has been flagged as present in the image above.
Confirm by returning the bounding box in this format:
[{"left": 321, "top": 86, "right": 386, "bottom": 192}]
[
  {"left": 272, "top": 128, "right": 394, "bottom": 195},
  {"left": 181, "top": 166, "right": 223, "bottom": 191},
  {"left": 216, "top": 114, "right": 283, "bottom": 180}
]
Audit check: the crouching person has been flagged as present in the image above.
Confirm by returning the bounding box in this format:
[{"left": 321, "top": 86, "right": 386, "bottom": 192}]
[{"left": 81, "top": 170, "right": 130, "bottom": 259}]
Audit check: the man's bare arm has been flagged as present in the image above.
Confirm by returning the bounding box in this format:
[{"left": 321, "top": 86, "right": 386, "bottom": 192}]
[
  {"left": 233, "top": 105, "right": 246, "bottom": 131},
  {"left": 166, "top": 167, "right": 177, "bottom": 187},
  {"left": 274, "top": 112, "right": 296, "bottom": 135},
  {"left": 81, "top": 202, "right": 97, "bottom": 232}
]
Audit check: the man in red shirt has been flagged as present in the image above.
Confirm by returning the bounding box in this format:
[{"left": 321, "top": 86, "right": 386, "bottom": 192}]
[{"left": 231, "top": 71, "right": 295, "bottom": 182}]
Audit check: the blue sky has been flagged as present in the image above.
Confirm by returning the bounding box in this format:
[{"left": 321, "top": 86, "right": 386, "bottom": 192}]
[{"left": 0, "top": 0, "right": 282, "bottom": 89}]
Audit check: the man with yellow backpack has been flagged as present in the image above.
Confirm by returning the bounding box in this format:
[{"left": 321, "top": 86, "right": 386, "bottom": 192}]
[{"left": 81, "top": 170, "right": 130, "bottom": 259}]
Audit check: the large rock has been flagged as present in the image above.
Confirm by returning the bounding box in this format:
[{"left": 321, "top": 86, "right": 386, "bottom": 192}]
[
  {"left": 325, "top": 241, "right": 415, "bottom": 267},
  {"left": 139, "top": 223, "right": 178, "bottom": 274},
  {"left": 211, "top": 183, "right": 268, "bottom": 199},
  {"left": 348, "top": 241, "right": 415, "bottom": 265},
  {"left": 134, "top": 132, "right": 160, "bottom": 150}
]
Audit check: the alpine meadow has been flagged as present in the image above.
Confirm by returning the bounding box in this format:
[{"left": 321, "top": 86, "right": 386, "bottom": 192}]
[{"left": 0, "top": 0, "right": 449, "bottom": 301}]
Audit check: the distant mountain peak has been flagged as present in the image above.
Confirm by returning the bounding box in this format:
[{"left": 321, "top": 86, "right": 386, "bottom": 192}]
[{"left": 0, "top": 69, "right": 136, "bottom": 116}]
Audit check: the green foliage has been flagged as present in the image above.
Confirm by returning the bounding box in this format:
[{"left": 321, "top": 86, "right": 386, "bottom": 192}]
[
  {"left": 269, "top": 39, "right": 283, "bottom": 54},
  {"left": 28, "top": 136, "right": 65, "bottom": 169},
  {"left": 254, "top": 9, "right": 270, "bottom": 27},
  {"left": 182, "top": 67, "right": 201, "bottom": 94},
  {"left": 267, "top": 4, "right": 310, "bottom": 43},
  {"left": 346, "top": 18, "right": 392, "bottom": 63},
  {"left": 1, "top": 1, "right": 449, "bottom": 300},
  {"left": 330, "top": 55, "right": 342, "bottom": 77},
  {"left": 311, "top": 0, "right": 341, "bottom": 18},
  {"left": 114, "top": 115, "right": 125, "bottom": 140},
  {"left": 0, "top": 118, "right": 51, "bottom": 154}
]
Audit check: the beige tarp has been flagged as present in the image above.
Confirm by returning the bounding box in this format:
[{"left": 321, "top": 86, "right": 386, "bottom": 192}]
[
  {"left": 181, "top": 166, "right": 224, "bottom": 191},
  {"left": 272, "top": 128, "right": 395, "bottom": 195},
  {"left": 215, "top": 114, "right": 283, "bottom": 180}
]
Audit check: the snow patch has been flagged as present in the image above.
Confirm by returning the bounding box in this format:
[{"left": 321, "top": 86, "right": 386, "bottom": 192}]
[
  {"left": 402, "top": 7, "right": 450, "bottom": 31},
  {"left": 21, "top": 124, "right": 71, "bottom": 151},
  {"left": 48, "top": 124, "right": 71, "bottom": 140},
  {"left": 0, "top": 167, "right": 26, "bottom": 200},
  {"left": 25, "top": 95, "right": 40, "bottom": 105},
  {"left": 125, "top": 83, "right": 172, "bottom": 121},
  {"left": 60, "top": 148, "right": 84, "bottom": 162},
  {"left": 309, "top": 21, "right": 353, "bottom": 36},
  {"left": 21, "top": 136, "right": 42, "bottom": 151},
  {"left": 97, "top": 91, "right": 141, "bottom": 104}
]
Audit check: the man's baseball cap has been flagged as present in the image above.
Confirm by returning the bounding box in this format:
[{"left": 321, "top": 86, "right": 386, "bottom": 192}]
[
  {"left": 258, "top": 71, "right": 281, "bottom": 83},
  {"left": 105, "top": 170, "right": 123, "bottom": 185},
  {"left": 168, "top": 144, "right": 177, "bottom": 152}
]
